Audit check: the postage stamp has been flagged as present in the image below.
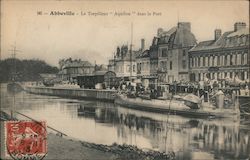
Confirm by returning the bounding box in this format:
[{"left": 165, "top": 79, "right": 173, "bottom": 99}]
[{"left": 4, "top": 121, "right": 47, "bottom": 160}]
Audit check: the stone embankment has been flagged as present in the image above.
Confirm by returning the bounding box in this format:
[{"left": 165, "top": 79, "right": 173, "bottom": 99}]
[{"left": 24, "top": 86, "right": 117, "bottom": 102}]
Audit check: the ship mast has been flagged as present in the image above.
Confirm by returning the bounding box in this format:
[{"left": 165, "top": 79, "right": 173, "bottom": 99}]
[
  {"left": 8, "top": 44, "right": 21, "bottom": 119},
  {"left": 8, "top": 45, "right": 21, "bottom": 81}
]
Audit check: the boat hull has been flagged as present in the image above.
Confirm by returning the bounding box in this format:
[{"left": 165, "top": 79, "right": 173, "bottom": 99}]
[
  {"left": 238, "top": 96, "right": 250, "bottom": 107},
  {"left": 115, "top": 94, "right": 240, "bottom": 119}
]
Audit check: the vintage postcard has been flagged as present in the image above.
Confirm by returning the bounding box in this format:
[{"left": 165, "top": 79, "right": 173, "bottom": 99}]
[{"left": 0, "top": 0, "right": 249, "bottom": 159}]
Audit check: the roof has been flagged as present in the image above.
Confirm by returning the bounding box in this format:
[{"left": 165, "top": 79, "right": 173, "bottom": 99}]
[
  {"left": 94, "top": 70, "right": 115, "bottom": 76},
  {"left": 136, "top": 50, "right": 150, "bottom": 58},
  {"left": 120, "top": 50, "right": 138, "bottom": 61},
  {"left": 157, "top": 24, "right": 197, "bottom": 48},
  {"left": 63, "top": 60, "right": 94, "bottom": 69},
  {"left": 227, "top": 28, "right": 249, "bottom": 37},
  {"left": 173, "top": 27, "right": 197, "bottom": 47},
  {"left": 189, "top": 40, "right": 216, "bottom": 51},
  {"left": 82, "top": 61, "right": 93, "bottom": 67},
  {"left": 190, "top": 28, "right": 249, "bottom": 52}
]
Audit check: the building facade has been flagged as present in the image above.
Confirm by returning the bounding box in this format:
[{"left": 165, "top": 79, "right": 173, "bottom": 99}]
[
  {"left": 135, "top": 22, "right": 196, "bottom": 87},
  {"left": 157, "top": 22, "right": 197, "bottom": 84},
  {"left": 108, "top": 45, "right": 137, "bottom": 79},
  {"left": 136, "top": 49, "right": 151, "bottom": 88},
  {"left": 58, "top": 58, "right": 95, "bottom": 81},
  {"left": 189, "top": 22, "right": 249, "bottom": 82}
]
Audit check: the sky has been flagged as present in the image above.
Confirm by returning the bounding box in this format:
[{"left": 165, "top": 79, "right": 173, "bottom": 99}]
[{"left": 1, "top": 0, "right": 249, "bottom": 66}]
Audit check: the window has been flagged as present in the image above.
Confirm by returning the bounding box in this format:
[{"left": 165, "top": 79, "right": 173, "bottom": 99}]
[
  {"left": 237, "top": 53, "right": 241, "bottom": 65},
  {"left": 190, "top": 58, "right": 193, "bottom": 68},
  {"left": 212, "top": 56, "right": 215, "bottom": 66},
  {"left": 200, "top": 57, "right": 203, "bottom": 67},
  {"left": 126, "top": 65, "right": 130, "bottom": 72},
  {"left": 239, "top": 36, "right": 243, "bottom": 44},
  {"left": 170, "top": 61, "right": 172, "bottom": 70},
  {"left": 214, "top": 56, "right": 217, "bottom": 66},
  {"left": 230, "top": 72, "right": 233, "bottom": 78},
  {"left": 217, "top": 56, "right": 220, "bottom": 66},
  {"left": 235, "top": 54, "right": 237, "bottom": 65},
  {"left": 230, "top": 55, "right": 233, "bottom": 65},
  {"left": 241, "top": 53, "right": 244, "bottom": 65},
  {"left": 162, "top": 49, "right": 167, "bottom": 57},
  {"left": 244, "top": 53, "right": 247, "bottom": 64},
  {"left": 182, "top": 60, "right": 186, "bottom": 69},
  {"left": 224, "top": 55, "right": 227, "bottom": 66},
  {"left": 203, "top": 56, "right": 205, "bottom": 66},
  {"left": 208, "top": 56, "right": 210, "bottom": 66},
  {"left": 183, "top": 50, "right": 187, "bottom": 57},
  {"left": 198, "top": 57, "right": 200, "bottom": 67},
  {"left": 133, "top": 65, "right": 135, "bottom": 72}
]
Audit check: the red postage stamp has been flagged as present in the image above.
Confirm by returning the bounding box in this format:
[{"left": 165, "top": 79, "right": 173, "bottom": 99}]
[{"left": 5, "top": 121, "right": 47, "bottom": 160}]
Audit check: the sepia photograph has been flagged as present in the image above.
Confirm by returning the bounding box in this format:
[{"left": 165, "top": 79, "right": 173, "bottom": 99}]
[{"left": 0, "top": 0, "right": 249, "bottom": 159}]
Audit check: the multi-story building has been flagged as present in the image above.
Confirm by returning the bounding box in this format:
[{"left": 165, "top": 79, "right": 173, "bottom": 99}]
[
  {"left": 108, "top": 45, "right": 137, "bottom": 79},
  {"left": 136, "top": 22, "right": 196, "bottom": 87},
  {"left": 157, "top": 22, "right": 197, "bottom": 83},
  {"left": 189, "top": 22, "right": 249, "bottom": 82},
  {"left": 136, "top": 49, "right": 151, "bottom": 88},
  {"left": 58, "top": 58, "right": 95, "bottom": 81}
]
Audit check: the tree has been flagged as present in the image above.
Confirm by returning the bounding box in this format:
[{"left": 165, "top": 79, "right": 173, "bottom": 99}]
[{"left": 0, "top": 58, "right": 59, "bottom": 82}]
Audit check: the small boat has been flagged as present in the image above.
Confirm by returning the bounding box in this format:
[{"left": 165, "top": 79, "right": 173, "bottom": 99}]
[{"left": 115, "top": 93, "right": 240, "bottom": 119}]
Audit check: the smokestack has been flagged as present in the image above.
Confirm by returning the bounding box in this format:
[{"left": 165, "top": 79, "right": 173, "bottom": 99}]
[
  {"left": 234, "top": 22, "right": 246, "bottom": 31},
  {"left": 214, "top": 29, "right": 222, "bottom": 40},
  {"left": 141, "top": 39, "right": 145, "bottom": 51}
]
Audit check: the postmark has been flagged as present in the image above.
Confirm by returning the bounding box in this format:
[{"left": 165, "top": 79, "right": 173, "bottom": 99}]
[{"left": 5, "top": 121, "right": 47, "bottom": 160}]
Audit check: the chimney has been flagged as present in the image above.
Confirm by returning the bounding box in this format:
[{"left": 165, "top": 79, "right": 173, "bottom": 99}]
[
  {"left": 157, "top": 28, "right": 163, "bottom": 36},
  {"left": 178, "top": 22, "right": 191, "bottom": 31},
  {"left": 234, "top": 22, "right": 246, "bottom": 31},
  {"left": 214, "top": 29, "right": 222, "bottom": 40},
  {"left": 141, "top": 39, "right": 145, "bottom": 51}
]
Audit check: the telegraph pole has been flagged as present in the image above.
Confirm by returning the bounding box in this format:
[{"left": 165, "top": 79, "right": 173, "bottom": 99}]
[{"left": 130, "top": 22, "right": 133, "bottom": 78}]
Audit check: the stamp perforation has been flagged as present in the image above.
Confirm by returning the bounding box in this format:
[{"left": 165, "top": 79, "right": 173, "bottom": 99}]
[{"left": 4, "top": 120, "right": 47, "bottom": 160}]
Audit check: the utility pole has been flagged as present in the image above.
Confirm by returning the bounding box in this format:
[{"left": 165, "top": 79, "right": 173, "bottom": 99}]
[{"left": 130, "top": 22, "right": 133, "bottom": 79}]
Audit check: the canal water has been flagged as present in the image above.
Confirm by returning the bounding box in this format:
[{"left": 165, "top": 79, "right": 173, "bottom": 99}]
[{"left": 1, "top": 83, "right": 249, "bottom": 159}]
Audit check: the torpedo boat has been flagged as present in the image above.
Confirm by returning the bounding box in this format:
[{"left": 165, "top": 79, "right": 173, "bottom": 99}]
[{"left": 115, "top": 93, "right": 240, "bottom": 119}]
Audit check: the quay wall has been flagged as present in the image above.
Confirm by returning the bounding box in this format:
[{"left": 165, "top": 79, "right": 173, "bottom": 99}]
[{"left": 24, "top": 86, "right": 117, "bottom": 102}]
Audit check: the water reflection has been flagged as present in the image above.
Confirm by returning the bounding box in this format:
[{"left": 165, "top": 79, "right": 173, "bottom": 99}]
[
  {"left": 75, "top": 101, "right": 250, "bottom": 159},
  {"left": 1, "top": 83, "right": 249, "bottom": 159}
]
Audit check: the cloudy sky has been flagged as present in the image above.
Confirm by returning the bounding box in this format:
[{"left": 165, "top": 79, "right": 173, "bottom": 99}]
[{"left": 1, "top": 0, "right": 249, "bottom": 66}]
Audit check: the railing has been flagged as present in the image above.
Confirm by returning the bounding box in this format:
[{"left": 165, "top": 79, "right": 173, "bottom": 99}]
[{"left": 14, "top": 110, "right": 67, "bottom": 137}]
